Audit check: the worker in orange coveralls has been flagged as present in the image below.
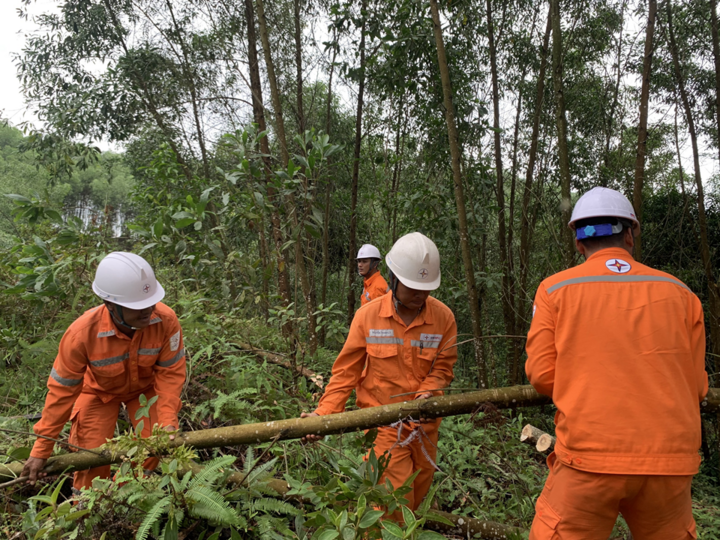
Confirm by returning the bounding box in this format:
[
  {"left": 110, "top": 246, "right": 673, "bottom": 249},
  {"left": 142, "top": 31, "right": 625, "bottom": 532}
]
[
  {"left": 526, "top": 187, "right": 708, "bottom": 540},
  {"left": 22, "top": 252, "right": 186, "bottom": 490},
  {"left": 302, "top": 232, "right": 457, "bottom": 510},
  {"left": 356, "top": 244, "right": 389, "bottom": 306}
]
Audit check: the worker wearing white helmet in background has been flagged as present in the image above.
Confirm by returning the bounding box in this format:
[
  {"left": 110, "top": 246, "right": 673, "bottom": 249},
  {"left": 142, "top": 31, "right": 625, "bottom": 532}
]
[
  {"left": 22, "top": 252, "right": 187, "bottom": 490},
  {"left": 302, "top": 233, "right": 458, "bottom": 514},
  {"left": 356, "top": 244, "right": 389, "bottom": 306},
  {"left": 526, "top": 187, "right": 708, "bottom": 539}
]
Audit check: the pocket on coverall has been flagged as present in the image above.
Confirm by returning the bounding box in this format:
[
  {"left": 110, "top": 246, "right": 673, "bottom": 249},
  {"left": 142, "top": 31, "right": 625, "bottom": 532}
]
[
  {"left": 532, "top": 495, "right": 560, "bottom": 540},
  {"left": 366, "top": 343, "right": 401, "bottom": 380}
]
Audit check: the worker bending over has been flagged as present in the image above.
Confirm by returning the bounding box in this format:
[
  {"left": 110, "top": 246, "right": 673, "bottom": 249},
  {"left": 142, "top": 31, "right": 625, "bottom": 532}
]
[
  {"left": 303, "top": 233, "right": 457, "bottom": 510},
  {"left": 22, "top": 252, "right": 186, "bottom": 490},
  {"left": 526, "top": 187, "right": 708, "bottom": 539},
  {"left": 357, "top": 244, "right": 389, "bottom": 305}
]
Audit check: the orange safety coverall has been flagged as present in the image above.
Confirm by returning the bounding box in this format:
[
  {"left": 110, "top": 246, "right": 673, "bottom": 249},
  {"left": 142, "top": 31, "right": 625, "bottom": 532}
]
[
  {"left": 361, "top": 271, "right": 389, "bottom": 306},
  {"left": 31, "top": 302, "right": 186, "bottom": 489},
  {"left": 526, "top": 247, "right": 708, "bottom": 540},
  {"left": 315, "top": 292, "right": 457, "bottom": 510}
]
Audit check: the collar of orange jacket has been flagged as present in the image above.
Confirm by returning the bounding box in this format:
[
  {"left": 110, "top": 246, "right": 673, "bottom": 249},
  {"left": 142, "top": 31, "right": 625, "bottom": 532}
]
[
  {"left": 585, "top": 246, "right": 635, "bottom": 264},
  {"left": 377, "top": 286, "right": 434, "bottom": 326},
  {"left": 363, "top": 270, "right": 382, "bottom": 287},
  {"left": 95, "top": 304, "right": 162, "bottom": 341}
]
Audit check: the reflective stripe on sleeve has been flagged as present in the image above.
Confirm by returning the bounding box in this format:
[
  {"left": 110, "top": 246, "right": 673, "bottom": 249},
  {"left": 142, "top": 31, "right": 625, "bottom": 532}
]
[
  {"left": 90, "top": 353, "right": 129, "bottom": 368},
  {"left": 138, "top": 348, "right": 162, "bottom": 355},
  {"left": 50, "top": 368, "right": 83, "bottom": 387},
  {"left": 547, "top": 275, "right": 690, "bottom": 294},
  {"left": 158, "top": 348, "right": 185, "bottom": 368},
  {"left": 365, "top": 337, "right": 404, "bottom": 345},
  {"left": 411, "top": 340, "right": 440, "bottom": 349}
]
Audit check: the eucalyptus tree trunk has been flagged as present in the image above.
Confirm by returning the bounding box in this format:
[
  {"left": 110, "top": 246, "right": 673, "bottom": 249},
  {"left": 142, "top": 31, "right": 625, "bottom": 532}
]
[
  {"left": 244, "top": 0, "right": 292, "bottom": 327},
  {"left": 256, "top": 0, "right": 317, "bottom": 352},
  {"left": 550, "top": 0, "right": 574, "bottom": 266},
  {"left": 429, "top": 0, "right": 488, "bottom": 389},
  {"left": 632, "top": 0, "right": 657, "bottom": 262},
  {"left": 519, "top": 11, "right": 552, "bottom": 332},
  {"left": 320, "top": 41, "right": 337, "bottom": 346},
  {"left": 294, "top": 0, "right": 306, "bottom": 135},
  {"left": 603, "top": 0, "right": 627, "bottom": 187},
  {"left": 666, "top": 0, "right": 720, "bottom": 368},
  {"left": 710, "top": 0, "right": 720, "bottom": 169},
  {"left": 346, "top": 0, "right": 367, "bottom": 326},
  {"left": 486, "top": 0, "right": 520, "bottom": 384}
]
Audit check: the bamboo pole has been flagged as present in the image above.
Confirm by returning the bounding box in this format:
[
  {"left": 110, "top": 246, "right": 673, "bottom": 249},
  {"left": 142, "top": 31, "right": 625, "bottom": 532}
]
[{"left": 3, "top": 386, "right": 718, "bottom": 482}]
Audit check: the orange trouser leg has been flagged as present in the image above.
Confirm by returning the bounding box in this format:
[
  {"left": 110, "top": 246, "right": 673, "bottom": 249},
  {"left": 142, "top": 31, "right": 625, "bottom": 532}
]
[
  {"left": 529, "top": 453, "right": 696, "bottom": 540},
  {"left": 372, "top": 422, "right": 439, "bottom": 512},
  {"left": 69, "top": 390, "right": 160, "bottom": 490},
  {"left": 69, "top": 393, "right": 120, "bottom": 490}
]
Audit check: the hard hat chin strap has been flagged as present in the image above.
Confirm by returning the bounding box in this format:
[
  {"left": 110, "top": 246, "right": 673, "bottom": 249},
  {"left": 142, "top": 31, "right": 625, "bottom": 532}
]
[
  {"left": 108, "top": 303, "right": 139, "bottom": 331},
  {"left": 388, "top": 270, "right": 422, "bottom": 315}
]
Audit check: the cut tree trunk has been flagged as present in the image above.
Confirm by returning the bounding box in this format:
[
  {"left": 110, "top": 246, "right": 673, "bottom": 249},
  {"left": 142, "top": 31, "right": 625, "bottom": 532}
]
[
  {"left": 536, "top": 433, "right": 555, "bottom": 453},
  {"left": 520, "top": 424, "right": 547, "bottom": 446},
  {"left": 4, "top": 386, "right": 719, "bottom": 482},
  {"left": 632, "top": 0, "right": 657, "bottom": 261},
  {"left": 429, "top": 0, "right": 488, "bottom": 389}
]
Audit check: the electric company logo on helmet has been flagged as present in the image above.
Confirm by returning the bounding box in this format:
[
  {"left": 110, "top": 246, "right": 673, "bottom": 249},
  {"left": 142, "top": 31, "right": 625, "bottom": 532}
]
[
  {"left": 357, "top": 244, "right": 382, "bottom": 260},
  {"left": 385, "top": 232, "right": 441, "bottom": 291},
  {"left": 92, "top": 252, "right": 165, "bottom": 310},
  {"left": 569, "top": 187, "right": 640, "bottom": 238}
]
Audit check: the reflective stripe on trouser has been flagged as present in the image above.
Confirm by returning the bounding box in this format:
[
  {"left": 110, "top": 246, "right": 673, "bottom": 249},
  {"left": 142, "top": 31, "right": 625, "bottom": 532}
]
[
  {"left": 370, "top": 421, "right": 440, "bottom": 512},
  {"left": 68, "top": 390, "right": 160, "bottom": 490},
  {"left": 529, "top": 452, "right": 697, "bottom": 540}
]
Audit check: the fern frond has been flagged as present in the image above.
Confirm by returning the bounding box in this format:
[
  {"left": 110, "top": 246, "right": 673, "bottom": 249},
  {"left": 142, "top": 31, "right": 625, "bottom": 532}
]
[
  {"left": 136, "top": 496, "right": 171, "bottom": 540},
  {"left": 245, "top": 457, "right": 278, "bottom": 484},
  {"left": 186, "top": 485, "right": 239, "bottom": 526},
  {"left": 251, "top": 497, "right": 301, "bottom": 516},
  {"left": 188, "top": 455, "right": 236, "bottom": 489}
]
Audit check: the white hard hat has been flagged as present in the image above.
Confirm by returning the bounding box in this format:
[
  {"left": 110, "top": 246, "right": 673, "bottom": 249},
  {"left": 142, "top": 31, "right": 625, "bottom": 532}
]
[
  {"left": 386, "top": 232, "right": 441, "bottom": 291},
  {"left": 92, "top": 252, "right": 165, "bottom": 309},
  {"left": 357, "top": 244, "right": 382, "bottom": 259},
  {"left": 569, "top": 187, "right": 640, "bottom": 235}
]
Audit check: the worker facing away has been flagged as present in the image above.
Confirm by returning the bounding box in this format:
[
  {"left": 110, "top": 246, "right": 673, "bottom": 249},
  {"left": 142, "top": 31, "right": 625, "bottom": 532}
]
[
  {"left": 22, "top": 252, "right": 187, "bottom": 490},
  {"left": 526, "top": 187, "right": 708, "bottom": 540},
  {"left": 357, "top": 243, "right": 389, "bottom": 306},
  {"left": 302, "top": 232, "right": 457, "bottom": 510}
]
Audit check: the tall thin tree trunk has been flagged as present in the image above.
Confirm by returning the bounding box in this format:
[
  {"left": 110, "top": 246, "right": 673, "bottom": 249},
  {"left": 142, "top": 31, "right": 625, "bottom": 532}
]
[
  {"left": 430, "top": 0, "right": 488, "bottom": 389},
  {"left": 346, "top": 0, "right": 367, "bottom": 326},
  {"left": 710, "top": 0, "right": 720, "bottom": 170},
  {"left": 603, "top": 0, "right": 627, "bottom": 186},
  {"left": 244, "top": 0, "right": 292, "bottom": 326},
  {"left": 632, "top": 0, "right": 656, "bottom": 262},
  {"left": 667, "top": 0, "right": 720, "bottom": 367},
  {"left": 294, "top": 0, "right": 306, "bottom": 135},
  {"left": 320, "top": 41, "right": 337, "bottom": 346},
  {"left": 550, "top": 0, "right": 574, "bottom": 266},
  {"left": 486, "top": 0, "right": 519, "bottom": 384},
  {"left": 256, "top": 0, "right": 317, "bottom": 351},
  {"left": 519, "top": 10, "right": 552, "bottom": 336}
]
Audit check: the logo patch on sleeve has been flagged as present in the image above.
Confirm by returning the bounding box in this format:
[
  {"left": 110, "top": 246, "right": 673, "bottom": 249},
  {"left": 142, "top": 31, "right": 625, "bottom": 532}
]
[
  {"left": 169, "top": 330, "right": 181, "bottom": 352},
  {"left": 369, "top": 329, "right": 394, "bottom": 337},
  {"left": 420, "top": 333, "right": 443, "bottom": 342}
]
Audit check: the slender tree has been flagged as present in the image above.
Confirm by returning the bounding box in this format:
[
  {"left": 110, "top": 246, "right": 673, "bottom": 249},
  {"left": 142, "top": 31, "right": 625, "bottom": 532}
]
[
  {"left": 632, "top": 0, "right": 657, "bottom": 261},
  {"left": 429, "top": 0, "right": 488, "bottom": 389}
]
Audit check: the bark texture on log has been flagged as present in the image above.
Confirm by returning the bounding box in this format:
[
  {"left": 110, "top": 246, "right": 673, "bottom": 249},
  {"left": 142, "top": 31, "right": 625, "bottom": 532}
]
[{"left": 3, "top": 386, "right": 719, "bottom": 482}]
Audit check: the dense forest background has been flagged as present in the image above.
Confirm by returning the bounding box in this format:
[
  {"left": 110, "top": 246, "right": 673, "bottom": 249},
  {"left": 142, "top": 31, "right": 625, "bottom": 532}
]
[{"left": 2, "top": 0, "right": 720, "bottom": 538}]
